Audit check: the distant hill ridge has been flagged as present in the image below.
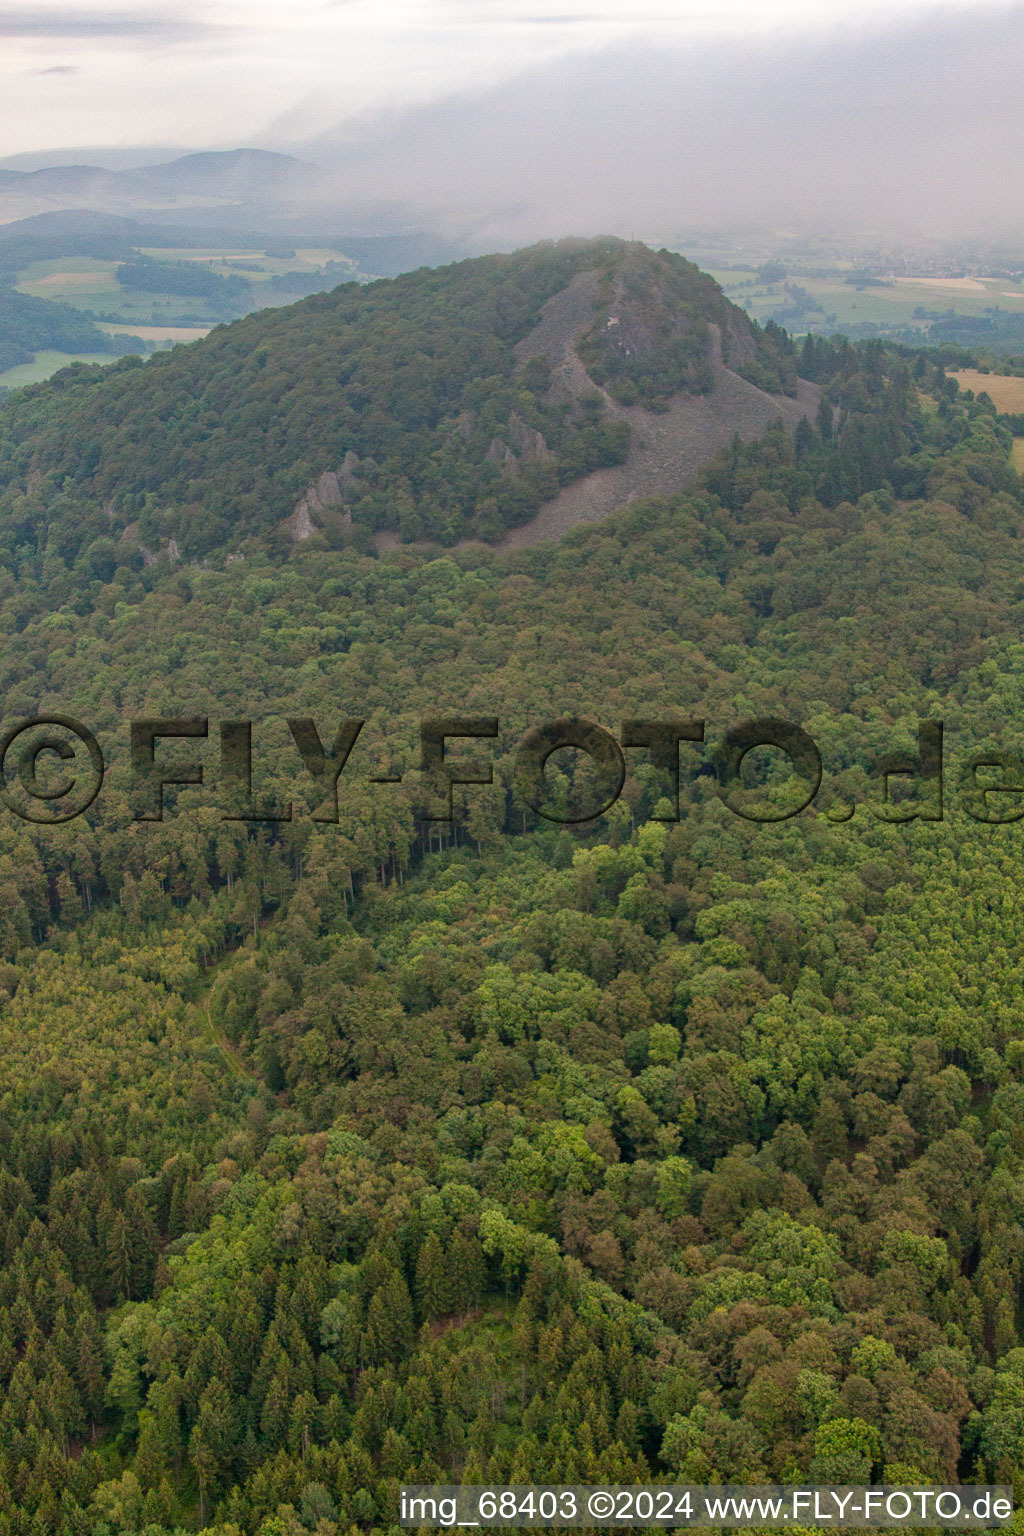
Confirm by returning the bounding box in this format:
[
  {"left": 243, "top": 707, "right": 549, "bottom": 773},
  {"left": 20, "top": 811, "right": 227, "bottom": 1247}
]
[
  {"left": 0, "top": 148, "right": 316, "bottom": 203},
  {"left": 0, "top": 148, "right": 357, "bottom": 240},
  {"left": 0, "top": 236, "right": 806, "bottom": 560}
]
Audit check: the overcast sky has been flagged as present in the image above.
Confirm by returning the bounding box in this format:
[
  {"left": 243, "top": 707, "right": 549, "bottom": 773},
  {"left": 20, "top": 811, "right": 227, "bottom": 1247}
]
[
  {"left": 304, "top": 5, "right": 1024, "bottom": 247},
  {"left": 0, "top": 0, "right": 1021, "bottom": 247},
  {"left": 0, "top": 0, "right": 1019, "bottom": 156}
]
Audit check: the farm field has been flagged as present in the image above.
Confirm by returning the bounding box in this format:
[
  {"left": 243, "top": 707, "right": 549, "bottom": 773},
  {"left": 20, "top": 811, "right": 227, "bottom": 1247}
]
[
  {"left": 0, "top": 326, "right": 211, "bottom": 390},
  {"left": 946, "top": 372, "right": 1024, "bottom": 480},
  {"left": 0, "top": 242, "right": 372, "bottom": 391},
  {"left": 0, "top": 348, "right": 118, "bottom": 388},
  {"left": 14, "top": 256, "right": 123, "bottom": 307},
  {"left": 948, "top": 369, "right": 1024, "bottom": 412},
  {"left": 15, "top": 258, "right": 219, "bottom": 322},
  {"left": 706, "top": 266, "right": 1024, "bottom": 335},
  {"left": 11, "top": 245, "right": 364, "bottom": 327},
  {"left": 99, "top": 321, "right": 211, "bottom": 342},
  {"left": 135, "top": 244, "right": 361, "bottom": 282}
]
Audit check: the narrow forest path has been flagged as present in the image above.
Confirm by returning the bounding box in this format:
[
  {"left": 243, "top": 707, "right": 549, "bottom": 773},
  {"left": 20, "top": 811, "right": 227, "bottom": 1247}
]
[{"left": 200, "top": 997, "right": 257, "bottom": 1084}]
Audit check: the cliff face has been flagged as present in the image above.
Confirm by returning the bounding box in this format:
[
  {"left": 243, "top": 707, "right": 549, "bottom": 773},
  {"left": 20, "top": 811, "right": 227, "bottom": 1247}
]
[
  {"left": 492, "top": 334, "right": 819, "bottom": 550},
  {"left": 462, "top": 282, "right": 817, "bottom": 551}
]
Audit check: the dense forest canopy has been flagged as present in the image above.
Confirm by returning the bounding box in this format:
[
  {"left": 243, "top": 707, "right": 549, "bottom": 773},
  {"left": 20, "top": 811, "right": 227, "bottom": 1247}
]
[{"left": 0, "top": 240, "right": 1020, "bottom": 1535}]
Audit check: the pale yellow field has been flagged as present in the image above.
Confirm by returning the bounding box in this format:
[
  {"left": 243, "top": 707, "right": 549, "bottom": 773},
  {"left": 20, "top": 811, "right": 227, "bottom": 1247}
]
[
  {"left": 99, "top": 323, "right": 210, "bottom": 342},
  {"left": 950, "top": 371, "right": 1024, "bottom": 412},
  {"left": 1012, "top": 439, "right": 1024, "bottom": 475},
  {"left": 19, "top": 269, "right": 120, "bottom": 292},
  {"left": 16, "top": 265, "right": 122, "bottom": 303},
  {"left": 895, "top": 276, "right": 991, "bottom": 293},
  {"left": 297, "top": 248, "right": 355, "bottom": 264},
  {"left": 136, "top": 249, "right": 265, "bottom": 261}
]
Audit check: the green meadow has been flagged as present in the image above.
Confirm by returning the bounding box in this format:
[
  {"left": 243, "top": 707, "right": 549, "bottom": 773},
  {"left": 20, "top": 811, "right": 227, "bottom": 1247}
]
[{"left": 0, "top": 347, "right": 120, "bottom": 389}]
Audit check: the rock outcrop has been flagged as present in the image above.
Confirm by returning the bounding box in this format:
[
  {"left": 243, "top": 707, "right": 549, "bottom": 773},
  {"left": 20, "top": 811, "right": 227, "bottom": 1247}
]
[{"left": 284, "top": 453, "right": 373, "bottom": 541}]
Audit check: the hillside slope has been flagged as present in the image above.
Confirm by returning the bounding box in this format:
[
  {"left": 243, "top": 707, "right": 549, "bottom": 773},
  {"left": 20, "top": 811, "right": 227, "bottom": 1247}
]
[
  {"left": 0, "top": 238, "right": 801, "bottom": 562},
  {"left": 0, "top": 304, "right": 1021, "bottom": 1530},
  {"left": 0, "top": 339, "right": 1017, "bottom": 1533}
]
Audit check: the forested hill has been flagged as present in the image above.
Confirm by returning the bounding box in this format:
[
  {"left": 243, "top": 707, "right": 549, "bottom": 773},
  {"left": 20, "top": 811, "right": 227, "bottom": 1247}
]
[
  {"left": 2, "top": 238, "right": 1024, "bottom": 1534},
  {"left": 0, "top": 237, "right": 797, "bottom": 556},
  {"left": 0, "top": 323, "right": 1019, "bottom": 1534}
]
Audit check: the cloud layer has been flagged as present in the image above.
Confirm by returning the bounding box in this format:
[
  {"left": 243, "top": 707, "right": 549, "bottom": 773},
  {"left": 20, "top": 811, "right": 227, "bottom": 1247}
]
[
  {"left": 295, "top": 6, "right": 1024, "bottom": 246},
  {"left": 0, "top": 0, "right": 1021, "bottom": 246}
]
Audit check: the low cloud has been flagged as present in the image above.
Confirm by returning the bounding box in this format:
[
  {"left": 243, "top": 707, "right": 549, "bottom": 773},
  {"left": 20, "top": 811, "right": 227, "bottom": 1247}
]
[
  {"left": 296, "top": 5, "right": 1024, "bottom": 246},
  {"left": 0, "top": 8, "right": 222, "bottom": 40}
]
